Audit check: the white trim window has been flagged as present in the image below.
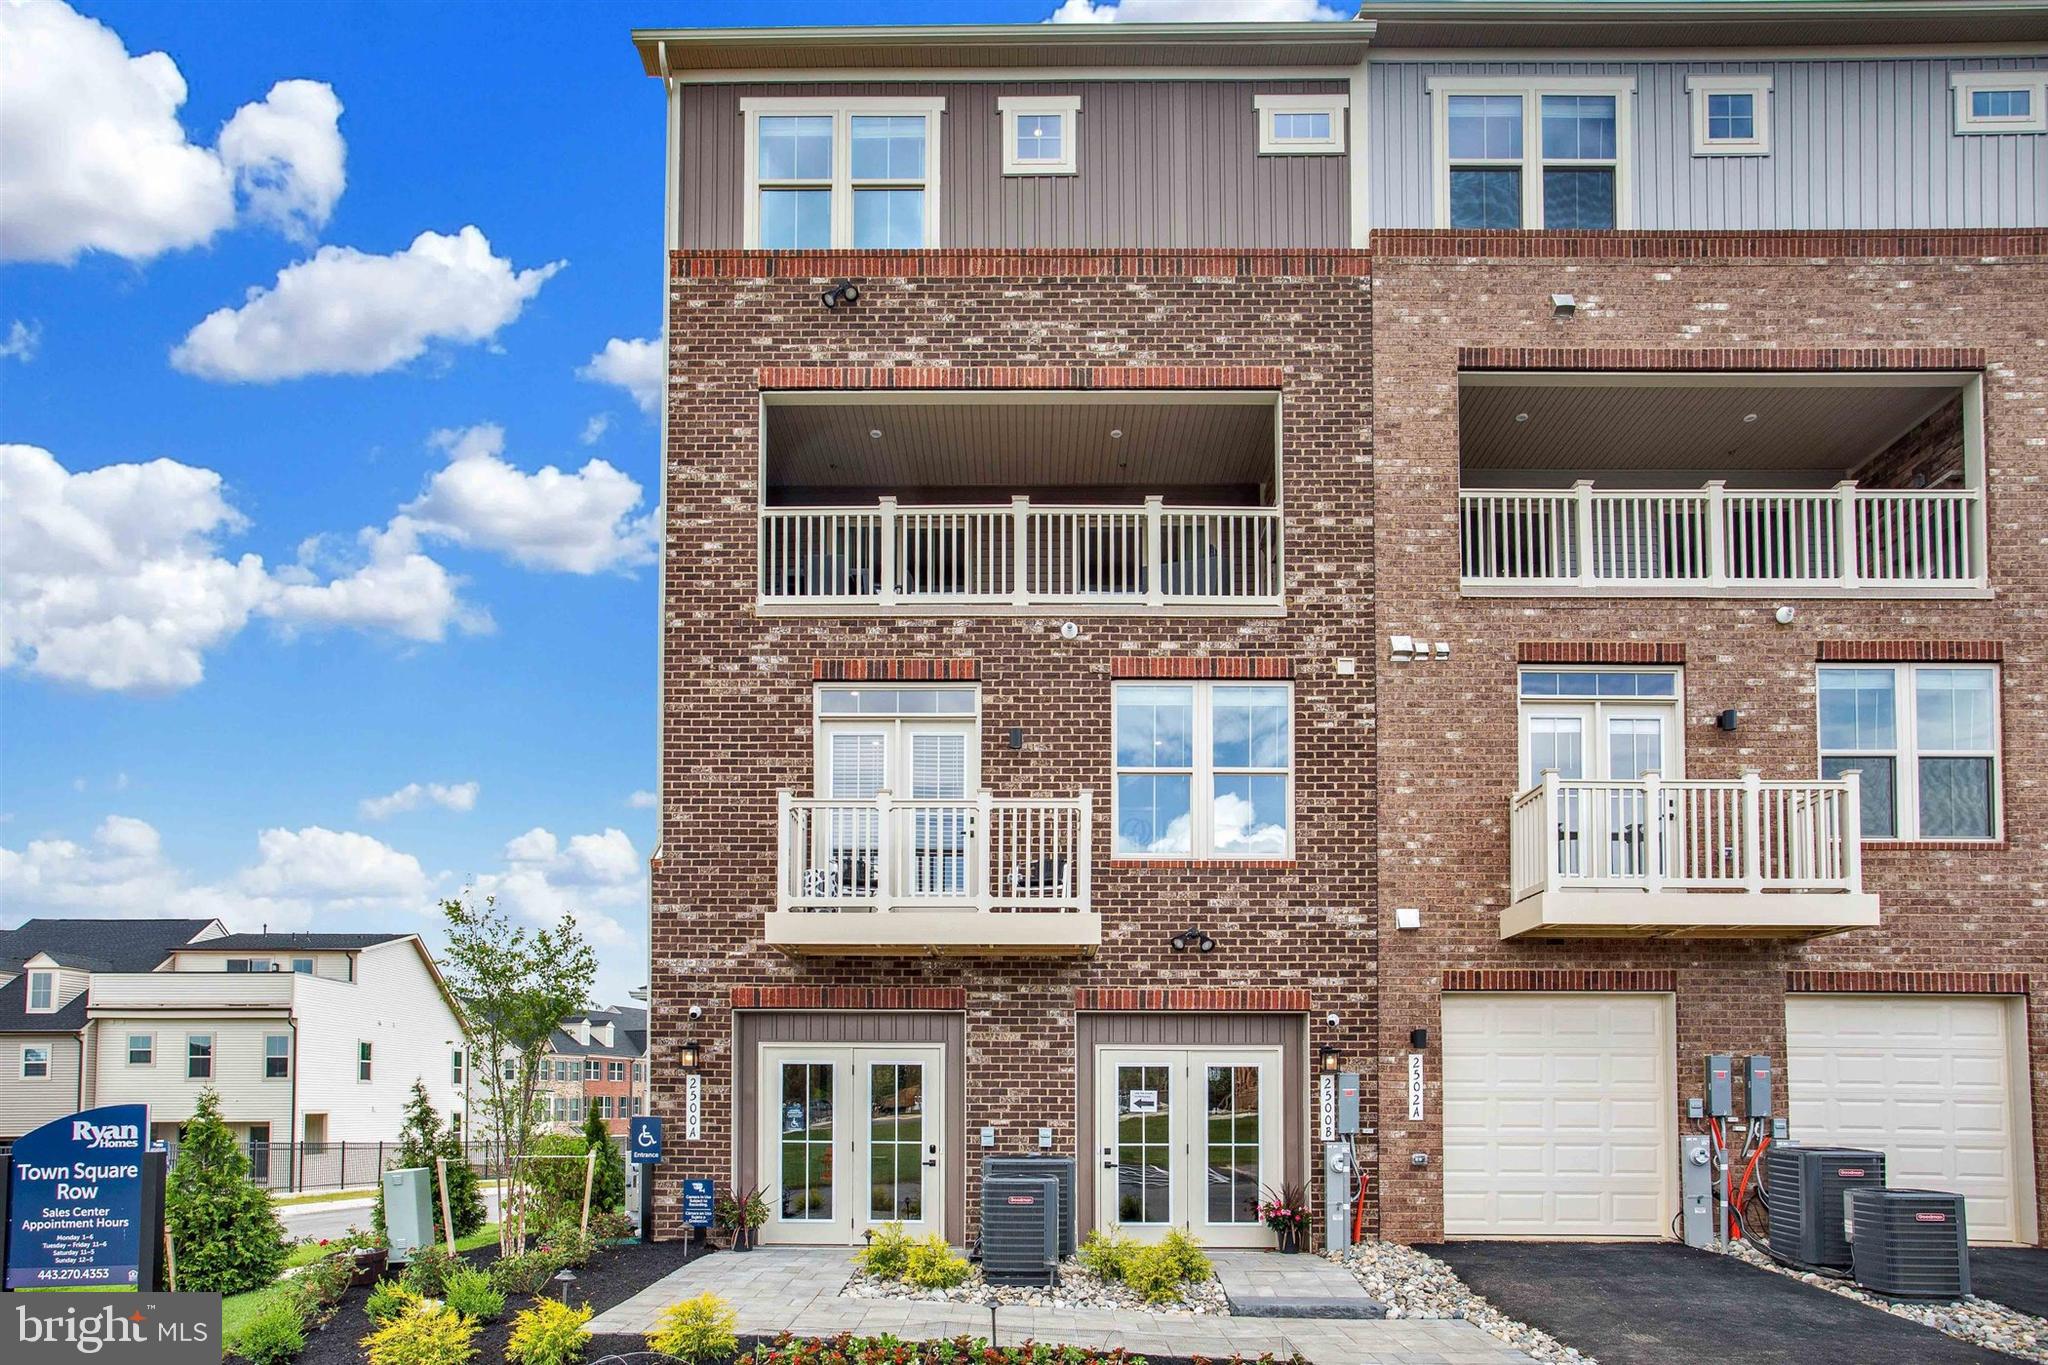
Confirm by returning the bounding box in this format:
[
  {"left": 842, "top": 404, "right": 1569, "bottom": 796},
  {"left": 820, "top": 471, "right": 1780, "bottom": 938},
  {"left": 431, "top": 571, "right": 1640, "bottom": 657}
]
[
  {"left": 21, "top": 1044, "right": 50, "bottom": 1080},
  {"left": 1686, "top": 74, "right": 1773, "bottom": 156},
  {"left": 741, "top": 96, "right": 944, "bottom": 249},
  {"left": 1114, "top": 682, "right": 1292, "bottom": 859},
  {"left": 999, "top": 95, "right": 1080, "bottom": 175},
  {"left": 452, "top": 1050, "right": 464, "bottom": 1085},
  {"left": 127, "top": 1033, "right": 154, "bottom": 1066},
  {"left": 1819, "top": 664, "right": 2002, "bottom": 841},
  {"left": 187, "top": 1034, "right": 214, "bottom": 1080},
  {"left": 357, "top": 1040, "right": 373, "bottom": 1083},
  {"left": 1429, "top": 77, "right": 1634, "bottom": 229},
  {"left": 264, "top": 1034, "right": 291, "bottom": 1081},
  {"left": 1254, "top": 93, "right": 1348, "bottom": 155},
  {"left": 1951, "top": 72, "right": 2048, "bottom": 134},
  {"left": 26, "top": 969, "right": 54, "bottom": 1012}
]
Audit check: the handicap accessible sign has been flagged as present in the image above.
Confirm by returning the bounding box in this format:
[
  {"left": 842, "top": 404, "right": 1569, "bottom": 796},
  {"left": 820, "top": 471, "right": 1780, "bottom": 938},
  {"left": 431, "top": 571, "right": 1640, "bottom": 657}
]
[
  {"left": 6, "top": 1104, "right": 148, "bottom": 1288},
  {"left": 629, "top": 1115, "right": 663, "bottom": 1164}
]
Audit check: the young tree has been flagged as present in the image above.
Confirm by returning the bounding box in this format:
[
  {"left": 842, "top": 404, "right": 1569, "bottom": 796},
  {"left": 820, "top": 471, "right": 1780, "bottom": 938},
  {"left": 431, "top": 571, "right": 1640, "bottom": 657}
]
[
  {"left": 165, "top": 1090, "right": 289, "bottom": 1293},
  {"left": 439, "top": 892, "right": 596, "bottom": 1253},
  {"left": 581, "top": 1105, "right": 626, "bottom": 1214},
  {"left": 374, "top": 1081, "right": 487, "bottom": 1241}
]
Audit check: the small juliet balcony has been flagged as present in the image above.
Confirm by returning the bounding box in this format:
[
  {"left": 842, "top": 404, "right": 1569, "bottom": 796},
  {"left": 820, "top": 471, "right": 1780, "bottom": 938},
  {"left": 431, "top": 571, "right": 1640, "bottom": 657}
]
[
  {"left": 757, "top": 389, "right": 1283, "bottom": 615},
  {"left": 768, "top": 790, "right": 1099, "bottom": 956},
  {"left": 1503, "top": 771, "right": 1880, "bottom": 940}
]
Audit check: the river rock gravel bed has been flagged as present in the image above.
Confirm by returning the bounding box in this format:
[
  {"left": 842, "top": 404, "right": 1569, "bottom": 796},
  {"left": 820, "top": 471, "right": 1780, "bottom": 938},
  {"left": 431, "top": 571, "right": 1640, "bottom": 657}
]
[
  {"left": 1725, "top": 1240, "right": 2047, "bottom": 1362},
  {"left": 1336, "top": 1242, "right": 1595, "bottom": 1364},
  {"left": 845, "top": 1263, "right": 1230, "bottom": 1316}
]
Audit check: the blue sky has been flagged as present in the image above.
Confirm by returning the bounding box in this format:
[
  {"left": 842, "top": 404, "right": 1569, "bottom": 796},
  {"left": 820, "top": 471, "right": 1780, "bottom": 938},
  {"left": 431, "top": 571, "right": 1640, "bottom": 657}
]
[{"left": 0, "top": 0, "right": 1345, "bottom": 1006}]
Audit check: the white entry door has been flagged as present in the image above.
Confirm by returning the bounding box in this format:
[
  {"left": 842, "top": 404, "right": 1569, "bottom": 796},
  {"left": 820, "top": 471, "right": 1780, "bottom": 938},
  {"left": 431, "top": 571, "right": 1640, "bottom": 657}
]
[
  {"left": 1093, "top": 1046, "right": 1283, "bottom": 1247},
  {"left": 1787, "top": 995, "right": 2034, "bottom": 1244},
  {"left": 1522, "top": 704, "right": 1677, "bottom": 880},
  {"left": 759, "top": 1044, "right": 946, "bottom": 1245}
]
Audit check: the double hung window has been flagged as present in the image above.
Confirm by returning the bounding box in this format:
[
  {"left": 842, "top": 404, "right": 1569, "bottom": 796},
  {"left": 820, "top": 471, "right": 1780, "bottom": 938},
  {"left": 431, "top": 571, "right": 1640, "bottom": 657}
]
[
  {"left": 1433, "top": 80, "right": 1632, "bottom": 229},
  {"left": 1819, "top": 665, "right": 2001, "bottom": 840},
  {"left": 1113, "top": 683, "right": 1292, "bottom": 859},
  {"left": 744, "top": 98, "right": 944, "bottom": 249}
]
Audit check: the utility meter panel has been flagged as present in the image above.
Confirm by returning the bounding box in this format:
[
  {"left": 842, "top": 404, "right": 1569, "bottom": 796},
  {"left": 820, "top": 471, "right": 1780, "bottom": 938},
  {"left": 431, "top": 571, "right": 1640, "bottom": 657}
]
[
  {"left": 383, "top": 1167, "right": 435, "bottom": 1264},
  {"left": 1746, "top": 1055, "right": 1773, "bottom": 1117},
  {"left": 1336, "top": 1072, "right": 1362, "bottom": 1134},
  {"left": 1704, "top": 1054, "right": 1734, "bottom": 1117}
]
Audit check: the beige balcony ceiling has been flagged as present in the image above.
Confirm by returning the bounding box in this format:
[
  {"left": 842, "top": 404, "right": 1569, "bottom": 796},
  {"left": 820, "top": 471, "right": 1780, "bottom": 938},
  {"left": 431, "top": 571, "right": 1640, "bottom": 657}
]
[{"left": 765, "top": 391, "right": 1277, "bottom": 502}]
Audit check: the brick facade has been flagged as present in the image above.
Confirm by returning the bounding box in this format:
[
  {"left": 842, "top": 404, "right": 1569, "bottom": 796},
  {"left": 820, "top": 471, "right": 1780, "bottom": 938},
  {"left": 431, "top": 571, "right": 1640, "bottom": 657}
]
[
  {"left": 1370, "top": 242, "right": 2048, "bottom": 1244},
  {"left": 650, "top": 256, "right": 1378, "bottom": 1241}
]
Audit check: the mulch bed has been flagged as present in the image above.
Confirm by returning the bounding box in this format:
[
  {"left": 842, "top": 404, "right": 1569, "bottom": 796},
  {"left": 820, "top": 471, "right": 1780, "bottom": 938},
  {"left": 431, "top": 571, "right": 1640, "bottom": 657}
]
[{"left": 288, "top": 1239, "right": 708, "bottom": 1365}]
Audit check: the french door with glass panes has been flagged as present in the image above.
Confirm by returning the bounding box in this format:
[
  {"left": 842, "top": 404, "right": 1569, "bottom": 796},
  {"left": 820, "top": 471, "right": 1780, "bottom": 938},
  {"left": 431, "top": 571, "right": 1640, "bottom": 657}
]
[
  {"left": 817, "top": 718, "right": 977, "bottom": 901},
  {"left": 1093, "top": 1047, "right": 1282, "bottom": 1248},
  {"left": 1522, "top": 703, "right": 1679, "bottom": 880},
  {"left": 758, "top": 1045, "right": 945, "bottom": 1245}
]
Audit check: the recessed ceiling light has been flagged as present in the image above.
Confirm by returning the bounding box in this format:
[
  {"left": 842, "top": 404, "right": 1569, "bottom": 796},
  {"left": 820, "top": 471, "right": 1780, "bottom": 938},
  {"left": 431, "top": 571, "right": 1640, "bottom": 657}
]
[
  {"left": 1514, "top": 412, "right": 1530, "bottom": 423},
  {"left": 1109, "top": 429, "right": 1124, "bottom": 440},
  {"left": 869, "top": 429, "right": 883, "bottom": 439},
  {"left": 1742, "top": 413, "right": 1759, "bottom": 423}
]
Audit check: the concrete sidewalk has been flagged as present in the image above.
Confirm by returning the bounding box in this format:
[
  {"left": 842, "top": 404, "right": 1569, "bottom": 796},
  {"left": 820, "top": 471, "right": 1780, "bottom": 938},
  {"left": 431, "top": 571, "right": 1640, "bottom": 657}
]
[{"left": 588, "top": 1247, "right": 1535, "bottom": 1363}]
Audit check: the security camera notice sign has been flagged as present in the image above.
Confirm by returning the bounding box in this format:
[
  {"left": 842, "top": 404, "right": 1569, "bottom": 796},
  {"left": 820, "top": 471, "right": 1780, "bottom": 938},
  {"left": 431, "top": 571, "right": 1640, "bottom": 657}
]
[
  {"left": 6, "top": 1293, "right": 219, "bottom": 1365},
  {"left": 5, "top": 1104, "right": 148, "bottom": 1289}
]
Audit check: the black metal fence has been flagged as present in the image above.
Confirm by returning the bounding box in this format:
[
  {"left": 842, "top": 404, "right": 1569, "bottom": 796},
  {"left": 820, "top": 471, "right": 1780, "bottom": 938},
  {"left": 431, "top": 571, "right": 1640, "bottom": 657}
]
[{"left": 152, "top": 1137, "right": 631, "bottom": 1194}]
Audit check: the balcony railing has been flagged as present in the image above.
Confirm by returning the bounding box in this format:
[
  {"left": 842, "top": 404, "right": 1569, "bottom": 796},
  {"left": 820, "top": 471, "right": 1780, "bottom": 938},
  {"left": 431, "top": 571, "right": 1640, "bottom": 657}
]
[
  {"left": 87, "top": 971, "right": 332, "bottom": 1012},
  {"left": 1460, "top": 481, "right": 1982, "bottom": 592},
  {"left": 760, "top": 496, "right": 1282, "bottom": 608}
]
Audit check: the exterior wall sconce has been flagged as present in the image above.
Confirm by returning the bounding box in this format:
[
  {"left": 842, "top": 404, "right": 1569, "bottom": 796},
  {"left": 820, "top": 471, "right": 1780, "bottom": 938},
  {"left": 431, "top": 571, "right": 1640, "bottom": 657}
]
[
  {"left": 1717, "top": 709, "right": 1740, "bottom": 732},
  {"left": 1319, "top": 1044, "right": 1342, "bottom": 1073},
  {"left": 676, "top": 1040, "right": 702, "bottom": 1071}
]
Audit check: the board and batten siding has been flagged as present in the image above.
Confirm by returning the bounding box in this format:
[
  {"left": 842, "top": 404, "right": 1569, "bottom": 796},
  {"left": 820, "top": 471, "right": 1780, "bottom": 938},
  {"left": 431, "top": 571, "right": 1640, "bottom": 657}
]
[
  {"left": 680, "top": 80, "right": 1352, "bottom": 250},
  {"left": 1370, "top": 56, "right": 2048, "bottom": 230},
  {"left": 2, "top": 1033, "right": 84, "bottom": 1137}
]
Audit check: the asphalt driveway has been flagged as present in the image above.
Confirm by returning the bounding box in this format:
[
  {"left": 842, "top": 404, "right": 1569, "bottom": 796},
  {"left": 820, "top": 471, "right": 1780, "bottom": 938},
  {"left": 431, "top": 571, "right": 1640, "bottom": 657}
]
[
  {"left": 1420, "top": 1241, "right": 2009, "bottom": 1365},
  {"left": 1968, "top": 1246, "right": 2048, "bottom": 1319}
]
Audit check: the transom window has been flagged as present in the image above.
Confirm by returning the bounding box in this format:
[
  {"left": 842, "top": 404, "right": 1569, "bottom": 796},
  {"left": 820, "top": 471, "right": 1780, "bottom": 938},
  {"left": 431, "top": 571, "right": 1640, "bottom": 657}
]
[
  {"left": 265, "top": 1034, "right": 291, "bottom": 1080},
  {"left": 1254, "top": 93, "right": 1347, "bottom": 155},
  {"left": 1819, "top": 664, "right": 2001, "bottom": 840},
  {"left": 22, "top": 1045, "right": 50, "bottom": 1080},
  {"left": 1687, "top": 75, "right": 1772, "bottom": 155},
  {"left": 26, "top": 969, "right": 54, "bottom": 1012},
  {"left": 743, "top": 97, "right": 944, "bottom": 249},
  {"left": 1113, "top": 682, "right": 1292, "bottom": 859},
  {"left": 1952, "top": 73, "right": 2048, "bottom": 134},
  {"left": 1000, "top": 96, "right": 1080, "bottom": 176},
  {"left": 1432, "top": 79, "right": 1633, "bottom": 229}
]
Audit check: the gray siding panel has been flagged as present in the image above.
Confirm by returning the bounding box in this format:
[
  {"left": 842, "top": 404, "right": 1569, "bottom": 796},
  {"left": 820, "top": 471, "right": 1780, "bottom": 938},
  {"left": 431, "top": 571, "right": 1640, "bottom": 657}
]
[
  {"left": 1370, "top": 56, "right": 2048, "bottom": 230},
  {"left": 681, "top": 80, "right": 1351, "bottom": 249}
]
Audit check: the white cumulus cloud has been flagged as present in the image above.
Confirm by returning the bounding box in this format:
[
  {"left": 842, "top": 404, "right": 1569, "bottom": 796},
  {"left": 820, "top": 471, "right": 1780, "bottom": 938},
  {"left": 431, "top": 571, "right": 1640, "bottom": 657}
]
[
  {"left": 170, "top": 227, "right": 564, "bottom": 383},
  {"left": 396, "top": 423, "right": 655, "bottom": 574},
  {"left": 1, "top": 321, "right": 42, "bottom": 362},
  {"left": 1048, "top": 0, "right": 1347, "bottom": 20},
  {"left": 0, "top": 444, "right": 482, "bottom": 694},
  {"left": 579, "top": 414, "right": 611, "bottom": 446},
  {"left": 626, "top": 790, "right": 657, "bottom": 810},
  {"left": 577, "top": 337, "right": 661, "bottom": 416},
  {"left": 0, "top": 0, "right": 346, "bottom": 264},
  {"left": 238, "top": 826, "right": 430, "bottom": 903},
  {"left": 360, "top": 781, "right": 480, "bottom": 821},
  {"left": 469, "top": 825, "right": 643, "bottom": 950}
]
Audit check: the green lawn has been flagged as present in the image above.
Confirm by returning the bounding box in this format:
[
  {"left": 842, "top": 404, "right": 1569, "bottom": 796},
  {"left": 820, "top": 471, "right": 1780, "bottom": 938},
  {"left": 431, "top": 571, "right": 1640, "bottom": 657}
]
[{"left": 273, "top": 1187, "right": 378, "bottom": 1208}]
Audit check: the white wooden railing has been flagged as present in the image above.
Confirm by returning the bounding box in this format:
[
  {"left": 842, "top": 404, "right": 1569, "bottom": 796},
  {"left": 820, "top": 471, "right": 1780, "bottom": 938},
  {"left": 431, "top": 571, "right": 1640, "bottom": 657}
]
[
  {"left": 1460, "top": 481, "right": 1981, "bottom": 590},
  {"left": 761, "top": 496, "right": 1282, "bottom": 606},
  {"left": 777, "top": 790, "right": 1093, "bottom": 914},
  {"left": 1509, "top": 770, "right": 1863, "bottom": 902}
]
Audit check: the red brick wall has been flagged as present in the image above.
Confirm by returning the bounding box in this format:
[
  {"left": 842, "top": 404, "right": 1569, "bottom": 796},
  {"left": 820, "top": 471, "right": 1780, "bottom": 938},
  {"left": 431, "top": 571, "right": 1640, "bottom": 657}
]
[
  {"left": 650, "top": 255, "right": 1379, "bottom": 1240},
  {"left": 1370, "top": 245, "right": 2048, "bottom": 1244}
]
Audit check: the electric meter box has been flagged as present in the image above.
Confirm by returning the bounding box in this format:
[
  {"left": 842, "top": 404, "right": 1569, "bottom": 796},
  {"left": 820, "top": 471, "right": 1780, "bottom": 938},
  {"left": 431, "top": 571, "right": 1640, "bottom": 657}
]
[
  {"left": 1746, "top": 1055, "right": 1773, "bottom": 1118},
  {"left": 1337, "top": 1072, "right": 1362, "bottom": 1134},
  {"left": 383, "top": 1166, "right": 435, "bottom": 1265},
  {"left": 1704, "top": 1054, "right": 1734, "bottom": 1117}
]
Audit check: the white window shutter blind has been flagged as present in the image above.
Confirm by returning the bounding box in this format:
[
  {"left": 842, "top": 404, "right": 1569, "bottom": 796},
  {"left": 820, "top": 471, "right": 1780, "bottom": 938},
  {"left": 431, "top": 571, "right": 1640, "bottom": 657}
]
[
  {"left": 830, "top": 732, "right": 886, "bottom": 798},
  {"left": 911, "top": 732, "right": 967, "bottom": 799}
]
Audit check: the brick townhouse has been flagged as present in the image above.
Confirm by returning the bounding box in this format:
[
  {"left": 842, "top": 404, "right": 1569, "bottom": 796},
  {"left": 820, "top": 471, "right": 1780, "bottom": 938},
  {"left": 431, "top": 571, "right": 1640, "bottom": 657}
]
[{"left": 634, "top": 3, "right": 2048, "bottom": 1250}]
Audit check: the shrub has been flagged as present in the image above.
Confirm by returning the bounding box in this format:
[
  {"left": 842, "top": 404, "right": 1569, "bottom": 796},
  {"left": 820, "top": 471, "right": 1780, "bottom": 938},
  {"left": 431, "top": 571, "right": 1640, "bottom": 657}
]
[
  {"left": 523, "top": 1134, "right": 594, "bottom": 1229},
  {"left": 581, "top": 1107, "right": 627, "bottom": 1214},
  {"left": 165, "top": 1090, "right": 289, "bottom": 1294},
  {"left": 360, "top": 1301, "right": 479, "bottom": 1365},
  {"left": 1124, "top": 1244, "right": 1189, "bottom": 1304},
  {"left": 400, "top": 1244, "right": 459, "bottom": 1297},
  {"left": 1157, "top": 1227, "right": 1212, "bottom": 1284},
  {"left": 444, "top": 1265, "right": 506, "bottom": 1322},
  {"left": 490, "top": 1247, "right": 568, "bottom": 1298},
  {"left": 901, "top": 1234, "right": 970, "bottom": 1290},
  {"left": 854, "top": 1222, "right": 911, "bottom": 1280},
  {"left": 374, "top": 1082, "right": 487, "bottom": 1243},
  {"left": 1076, "top": 1228, "right": 1135, "bottom": 1283},
  {"left": 293, "top": 1253, "right": 354, "bottom": 1313},
  {"left": 645, "top": 1292, "right": 739, "bottom": 1364},
  {"left": 506, "top": 1298, "right": 594, "bottom": 1365},
  {"left": 538, "top": 1223, "right": 595, "bottom": 1268},
  {"left": 232, "top": 1294, "right": 307, "bottom": 1365},
  {"left": 365, "top": 1280, "right": 419, "bottom": 1325},
  {"left": 588, "top": 1208, "right": 635, "bottom": 1242}
]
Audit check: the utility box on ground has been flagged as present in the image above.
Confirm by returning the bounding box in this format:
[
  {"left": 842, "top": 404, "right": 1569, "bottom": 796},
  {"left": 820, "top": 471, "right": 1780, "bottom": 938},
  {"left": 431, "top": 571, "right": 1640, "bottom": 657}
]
[
  {"left": 1848, "top": 1188, "right": 1970, "bottom": 1300},
  {"left": 983, "top": 1155, "right": 1075, "bottom": 1258},
  {"left": 980, "top": 1173, "right": 1058, "bottom": 1285},
  {"left": 382, "top": 1167, "right": 434, "bottom": 1265},
  {"left": 1766, "top": 1144, "right": 1886, "bottom": 1270}
]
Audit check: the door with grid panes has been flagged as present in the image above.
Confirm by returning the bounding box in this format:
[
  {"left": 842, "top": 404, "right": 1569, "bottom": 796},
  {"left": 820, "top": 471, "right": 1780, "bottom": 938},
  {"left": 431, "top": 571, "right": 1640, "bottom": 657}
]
[
  {"left": 759, "top": 1044, "right": 946, "bottom": 1245},
  {"left": 1093, "top": 1047, "right": 1282, "bottom": 1247},
  {"left": 1520, "top": 675, "right": 1680, "bottom": 883},
  {"left": 817, "top": 707, "right": 977, "bottom": 903}
]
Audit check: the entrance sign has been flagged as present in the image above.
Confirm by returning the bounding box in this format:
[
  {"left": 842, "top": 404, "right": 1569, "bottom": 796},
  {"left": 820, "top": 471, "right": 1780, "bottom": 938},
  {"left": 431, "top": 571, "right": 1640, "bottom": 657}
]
[
  {"left": 629, "top": 1115, "right": 664, "bottom": 1164},
  {"left": 6, "top": 1104, "right": 149, "bottom": 1288},
  {"left": 682, "top": 1178, "right": 715, "bottom": 1229}
]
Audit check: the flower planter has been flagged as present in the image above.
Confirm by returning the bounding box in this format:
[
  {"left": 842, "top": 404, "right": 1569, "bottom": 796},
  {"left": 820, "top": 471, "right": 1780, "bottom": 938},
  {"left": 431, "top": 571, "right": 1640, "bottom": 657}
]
[
  {"left": 347, "top": 1248, "right": 389, "bottom": 1287},
  {"left": 1275, "top": 1228, "right": 1301, "bottom": 1254}
]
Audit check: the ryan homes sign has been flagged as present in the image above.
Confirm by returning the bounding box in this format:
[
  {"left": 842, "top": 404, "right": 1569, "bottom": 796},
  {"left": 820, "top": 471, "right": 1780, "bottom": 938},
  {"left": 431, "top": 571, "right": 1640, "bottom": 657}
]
[{"left": 4, "top": 1104, "right": 157, "bottom": 1289}]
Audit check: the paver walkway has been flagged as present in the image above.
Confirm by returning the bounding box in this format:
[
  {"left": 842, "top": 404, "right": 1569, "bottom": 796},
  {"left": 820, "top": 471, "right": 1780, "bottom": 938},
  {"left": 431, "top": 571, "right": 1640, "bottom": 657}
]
[
  {"left": 1211, "top": 1250, "right": 1388, "bottom": 1318},
  {"left": 589, "top": 1247, "right": 1536, "bottom": 1364}
]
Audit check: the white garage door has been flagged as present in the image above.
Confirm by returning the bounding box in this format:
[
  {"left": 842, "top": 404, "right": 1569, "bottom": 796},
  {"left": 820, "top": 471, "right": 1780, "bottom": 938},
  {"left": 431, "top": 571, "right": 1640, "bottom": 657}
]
[
  {"left": 1786, "top": 995, "right": 2030, "bottom": 1244},
  {"left": 1443, "top": 993, "right": 1673, "bottom": 1237}
]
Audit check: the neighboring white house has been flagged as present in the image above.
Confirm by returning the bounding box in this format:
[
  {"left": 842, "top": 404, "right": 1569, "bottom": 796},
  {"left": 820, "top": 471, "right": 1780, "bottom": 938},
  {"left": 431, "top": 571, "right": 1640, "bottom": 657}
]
[{"left": 1, "top": 921, "right": 470, "bottom": 1187}]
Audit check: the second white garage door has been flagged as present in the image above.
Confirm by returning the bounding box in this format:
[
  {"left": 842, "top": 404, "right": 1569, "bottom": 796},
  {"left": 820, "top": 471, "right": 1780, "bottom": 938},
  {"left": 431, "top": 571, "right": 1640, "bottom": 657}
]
[
  {"left": 1443, "top": 993, "right": 1674, "bottom": 1238},
  {"left": 1786, "top": 995, "right": 2033, "bottom": 1244}
]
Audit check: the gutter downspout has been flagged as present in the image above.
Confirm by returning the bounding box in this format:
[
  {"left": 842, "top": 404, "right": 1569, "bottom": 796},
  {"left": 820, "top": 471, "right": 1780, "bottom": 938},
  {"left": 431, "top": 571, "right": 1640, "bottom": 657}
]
[{"left": 289, "top": 1017, "right": 300, "bottom": 1192}]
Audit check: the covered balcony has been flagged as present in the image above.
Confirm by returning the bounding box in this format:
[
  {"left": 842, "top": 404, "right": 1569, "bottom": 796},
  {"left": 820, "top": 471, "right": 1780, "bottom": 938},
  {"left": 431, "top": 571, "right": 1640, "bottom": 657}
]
[
  {"left": 757, "top": 391, "right": 1282, "bottom": 613},
  {"left": 1502, "top": 770, "right": 1879, "bottom": 940},
  {"left": 1457, "top": 372, "right": 1986, "bottom": 596},
  {"left": 767, "top": 790, "right": 1098, "bottom": 955}
]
